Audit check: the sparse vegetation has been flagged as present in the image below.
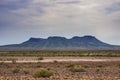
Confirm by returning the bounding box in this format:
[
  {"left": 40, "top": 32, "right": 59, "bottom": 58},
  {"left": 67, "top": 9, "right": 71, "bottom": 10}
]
[
  {"left": 12, "top": 68, "right": 20, "bottom": 74},
  {"left": 33, "top": 68, "right": 53, "bottom": 78},
  {"left": 0, "top": 61, "right": 118, "bottom": 80},
  {"left": 66, "top": 64, "right": 75, "bottom": 68},
  {"left": 0, "top": 50, "right": 120, "bottom": 57},
  {"left": 69, "top": 66, "right": 86, "bottom": 72},
  {"left": 0, "top": 50, "right": 119, "bottom": 80},
  {"left": 37, "top": 57, "right": 44, "bottom": 60},
  {"left": 23, "top": 69, "right": 29, "bottom": 74},
  {"left": 53, "top": 60, "right": 58, "bottom": 63},
  {"left": 96, "top": 68, "right": 100, "bottom": 73},
  {"left": 0, "top": 61, "right": 4, "bottom": 65}
]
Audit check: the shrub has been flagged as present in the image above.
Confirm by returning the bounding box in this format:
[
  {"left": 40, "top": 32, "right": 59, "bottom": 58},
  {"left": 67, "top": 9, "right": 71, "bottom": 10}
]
[
  {"left": 38, "top": 57, "right": 44, "bottom": 60},
  {"left": 66, "top": 64, "right": 75, "bottom": 68},
  {"left": 24, "top": 70, "right": 29, "bottom": 74},
  {"left": 70, "top": 66, "right": 86, "bottom": 72},
  {"left": 97, "top": 65, "right": 102, "bottom": 68},
  {"left": 33, "top": 68, "right": 53, "bottom": 78},
  {"left": 96, "top": 68, "right": 100, "bottom": 72},
  {"left": 53, "top": 60, "right": 58, "bottom": 63},
  {"left": 0, "top": 61, "right": 4, "bottom": 65},
  {"left": 12, "top": 68, "right": 20, "bottom": 74},
  {"left": 83, "top": 65, "right": 89, "bottom": 68},
  {"left": 36, "top": 64, "right": 41, "bottom": 68}
]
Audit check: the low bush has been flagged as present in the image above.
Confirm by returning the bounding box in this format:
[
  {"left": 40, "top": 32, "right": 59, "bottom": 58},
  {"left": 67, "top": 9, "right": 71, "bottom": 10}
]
[
  {"left": 0, "top": 61, "right": 4, "bottom": 65},
  {"left": 23, "top": 69, "right": 29, "bottom": 74},
  {"left": 66, "top": 64, "right": 75, "bottom": 68},
  {"left": 70, "top": 66, "right": 86, "bottom": 72},
  {"left": 12, "top": 68, "right": 20, "bottom": 74},
  {"left": 37, "top": 57, "right": 44, "bottom": 60},
  {"left": 53, "top": 60, "right": 58, "bottom": 63},
  {"left": 33, "top": 68, "right": 53, "bottom": 78}
]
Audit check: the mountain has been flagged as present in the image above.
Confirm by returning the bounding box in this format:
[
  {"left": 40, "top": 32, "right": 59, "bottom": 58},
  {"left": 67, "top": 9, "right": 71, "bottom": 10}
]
[{"left": 0, "top": 35, "right": 120, "bottom": 51}]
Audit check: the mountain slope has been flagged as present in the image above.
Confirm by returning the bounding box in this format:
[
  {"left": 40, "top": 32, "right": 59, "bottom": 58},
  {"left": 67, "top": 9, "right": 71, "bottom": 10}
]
[{"left": 0, "top": 35, "right": 120, "bottom": 51}]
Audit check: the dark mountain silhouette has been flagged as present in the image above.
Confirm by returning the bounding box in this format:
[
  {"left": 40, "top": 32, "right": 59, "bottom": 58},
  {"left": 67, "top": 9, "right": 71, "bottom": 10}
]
[{"left": 0, "top": 35, "right": 120, "bottom": 51}]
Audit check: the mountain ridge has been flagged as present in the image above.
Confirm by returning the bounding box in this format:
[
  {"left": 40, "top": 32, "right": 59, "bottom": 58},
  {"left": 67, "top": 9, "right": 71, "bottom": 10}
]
[{"left": 0, "top": 35, "right": 120, "bottom": 51}]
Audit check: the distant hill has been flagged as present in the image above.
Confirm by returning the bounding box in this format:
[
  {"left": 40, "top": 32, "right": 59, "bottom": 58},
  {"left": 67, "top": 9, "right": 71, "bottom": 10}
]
[{"left": 0, "top": 35, "right": 120, "bottom": 51}]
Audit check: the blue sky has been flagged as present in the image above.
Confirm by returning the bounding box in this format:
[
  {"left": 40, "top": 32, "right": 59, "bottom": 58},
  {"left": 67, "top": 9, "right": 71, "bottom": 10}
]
[{"left": 0, "top": 0, "right": 120, "bottom": 45}]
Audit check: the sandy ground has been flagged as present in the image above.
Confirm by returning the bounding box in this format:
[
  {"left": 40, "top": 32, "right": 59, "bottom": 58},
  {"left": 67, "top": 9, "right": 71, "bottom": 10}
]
[
  {"left": 0, "top": 57, "right": 120, "bottom": 63},
  {"left": 0, "top": 57, "right": 120, "bottom": 80}
]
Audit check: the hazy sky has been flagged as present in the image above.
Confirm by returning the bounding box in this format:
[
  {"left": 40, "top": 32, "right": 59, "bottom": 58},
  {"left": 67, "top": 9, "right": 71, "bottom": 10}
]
[{"left": 0, "top": 0, "right": 120, "bottom": 45}]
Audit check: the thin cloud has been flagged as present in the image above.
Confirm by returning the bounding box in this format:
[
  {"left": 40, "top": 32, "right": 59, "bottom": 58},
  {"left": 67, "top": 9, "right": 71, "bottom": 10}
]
[{"left": 0, "top": 0, "right": 120, "bottom": 45}]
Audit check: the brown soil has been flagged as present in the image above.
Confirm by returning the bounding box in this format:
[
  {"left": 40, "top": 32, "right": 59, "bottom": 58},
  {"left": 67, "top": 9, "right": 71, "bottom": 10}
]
[{"left": 0, "top": 59, "right": 120, "bottom": 80}]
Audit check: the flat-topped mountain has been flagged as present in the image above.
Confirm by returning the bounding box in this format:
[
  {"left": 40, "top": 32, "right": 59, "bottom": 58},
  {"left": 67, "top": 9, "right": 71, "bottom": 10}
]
[{"left": 0, "top": 35, "right": 120, "bottom": 51}]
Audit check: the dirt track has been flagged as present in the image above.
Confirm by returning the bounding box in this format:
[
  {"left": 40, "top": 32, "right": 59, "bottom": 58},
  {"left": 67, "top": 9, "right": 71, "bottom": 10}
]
[{"left": 0, "top": 57, "right": 120, "bottom": 63}]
